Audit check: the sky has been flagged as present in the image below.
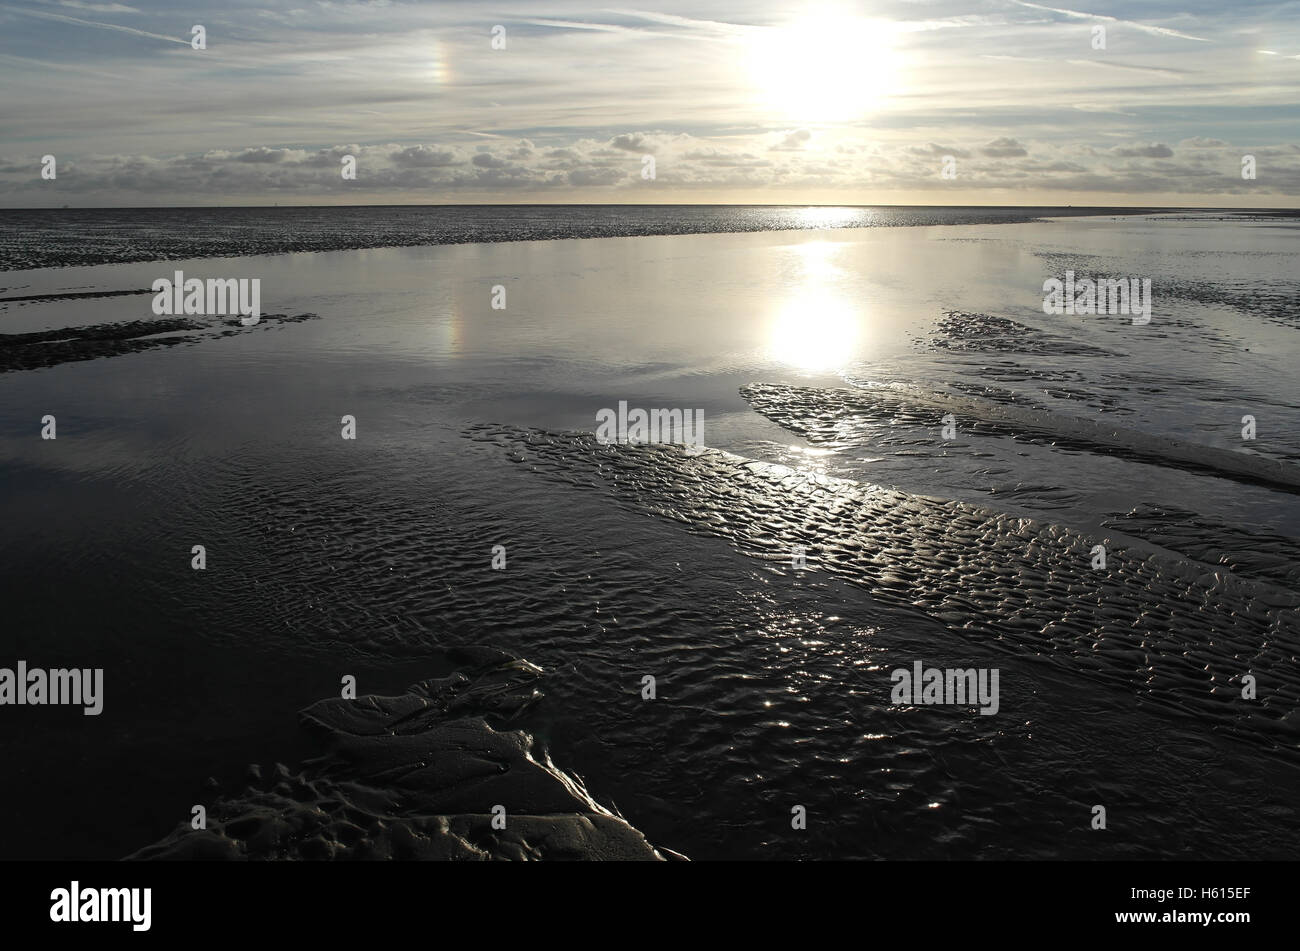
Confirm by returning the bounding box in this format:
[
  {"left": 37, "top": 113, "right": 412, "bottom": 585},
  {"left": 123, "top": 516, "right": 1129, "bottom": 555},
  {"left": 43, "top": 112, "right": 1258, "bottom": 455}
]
[{"left": 1, "top": 0, "right": 1298, "bottom": 206}]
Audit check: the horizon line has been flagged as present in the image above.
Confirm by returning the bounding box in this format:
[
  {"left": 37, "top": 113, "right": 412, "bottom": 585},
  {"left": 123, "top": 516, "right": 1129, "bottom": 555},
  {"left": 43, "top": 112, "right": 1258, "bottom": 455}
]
[{"left": 3, "top": 202, "right": 1298, "bottom": 212}]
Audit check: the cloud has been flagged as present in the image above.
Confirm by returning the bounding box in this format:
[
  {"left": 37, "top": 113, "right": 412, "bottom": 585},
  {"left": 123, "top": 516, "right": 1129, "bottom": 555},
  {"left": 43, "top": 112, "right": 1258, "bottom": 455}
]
[
  {"left": 235, "top": 147, "right": 290, "bottom": 164},
  {"left": 907, "top": 143, "right": 971, "bottom": 159},
  {"left": 1112, "top": 143, "right": 1174, "bottom": 158},
  {"left": 8, "top": 130, "right": 1289, "bottom": 203},
  {"left": 1, "top": 1, "right": 1296, "bottom": 204},
  {"left": 982, "top": 137, "right": 1028, "bottom": 157},
  {"left": 771, "top": 129, "right": 812, "bottom": 151},
  {"left": 392, "top": 145, "right": 461, "bottom": 168},
  {"left": 610, "top": 133, "right": 652, "bottom": 153},
  {"left": 300, "top": 145, "right": 361, "bottom": 168}
]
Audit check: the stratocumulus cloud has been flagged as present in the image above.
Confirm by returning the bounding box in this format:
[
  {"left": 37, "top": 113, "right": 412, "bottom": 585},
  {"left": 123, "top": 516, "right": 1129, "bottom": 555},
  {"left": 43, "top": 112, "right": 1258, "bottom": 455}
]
[{"left": 0, "top": 0, "right": 1296, "bottom": 204}]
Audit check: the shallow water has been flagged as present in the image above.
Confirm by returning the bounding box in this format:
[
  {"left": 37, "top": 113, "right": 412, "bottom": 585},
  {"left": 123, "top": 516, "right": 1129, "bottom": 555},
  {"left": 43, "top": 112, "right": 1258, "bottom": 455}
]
[{"left": 1, "top": 211, "right": 1298, "bottom": 859}]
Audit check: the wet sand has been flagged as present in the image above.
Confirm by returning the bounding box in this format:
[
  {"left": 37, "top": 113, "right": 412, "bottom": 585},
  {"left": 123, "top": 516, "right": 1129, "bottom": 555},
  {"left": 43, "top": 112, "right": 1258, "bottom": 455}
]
[{"left": 2, "top": 213, "right": 1299, "bottom": 860}]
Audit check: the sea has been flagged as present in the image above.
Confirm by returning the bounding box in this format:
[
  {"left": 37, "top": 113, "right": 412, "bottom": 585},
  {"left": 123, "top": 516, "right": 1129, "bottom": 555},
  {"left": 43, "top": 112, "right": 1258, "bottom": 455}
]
[{"left": 1, "top": 204, "right": 1297, "bottom": 860}]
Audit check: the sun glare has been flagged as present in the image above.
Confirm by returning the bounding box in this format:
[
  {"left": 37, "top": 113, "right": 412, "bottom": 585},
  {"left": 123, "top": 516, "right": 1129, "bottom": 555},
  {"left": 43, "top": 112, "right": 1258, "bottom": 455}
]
[
  {"left": 769, "top": 292, "right": 860, "bottom": 372},
  {"left": 767, "top": 242, "right": 862, "bottom": 372},
  {"left": 747, "top": 15, "right": 901, "bottom": 122}
]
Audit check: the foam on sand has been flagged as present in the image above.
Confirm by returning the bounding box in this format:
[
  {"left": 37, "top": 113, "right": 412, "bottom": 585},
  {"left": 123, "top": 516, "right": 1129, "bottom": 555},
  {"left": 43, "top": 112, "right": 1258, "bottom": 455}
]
[{"left": 128, "top": 647, "right": 678, "bottom": 861}]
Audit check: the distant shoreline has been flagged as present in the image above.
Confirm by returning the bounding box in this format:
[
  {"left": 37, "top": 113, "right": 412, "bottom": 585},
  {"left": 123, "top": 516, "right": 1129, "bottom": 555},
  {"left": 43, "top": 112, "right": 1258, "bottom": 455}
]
[
  {"left": 7, "top": 202, "right": 1297, "bottom": 212},
  {"left": 3, "top": 206, "right": 1292, "bottom": 272},
  {"left": 0, "top": 204, "right": 1221, "bottom": 272}
]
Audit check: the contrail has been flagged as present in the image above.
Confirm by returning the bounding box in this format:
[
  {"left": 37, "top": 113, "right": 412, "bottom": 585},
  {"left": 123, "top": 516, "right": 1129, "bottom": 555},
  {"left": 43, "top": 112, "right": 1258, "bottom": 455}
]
[
  {"left": 2, "top": 5, "right": 191, "bottom": 45},
  {"left": 1010, "top": 0, "right": 1211, "bottom": 42}
]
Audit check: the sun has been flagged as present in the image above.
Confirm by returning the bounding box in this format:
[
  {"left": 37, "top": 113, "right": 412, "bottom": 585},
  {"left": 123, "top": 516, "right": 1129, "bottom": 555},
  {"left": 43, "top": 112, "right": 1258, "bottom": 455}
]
[{"left": 747, "top": 14, "right": 902, "bottom": 123}]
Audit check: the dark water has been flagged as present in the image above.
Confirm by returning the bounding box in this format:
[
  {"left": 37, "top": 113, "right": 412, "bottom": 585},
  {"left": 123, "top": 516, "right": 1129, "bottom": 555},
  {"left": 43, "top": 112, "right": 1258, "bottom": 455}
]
[{"left": 1, "top": 209, "right": 1298, "bottom": 860}]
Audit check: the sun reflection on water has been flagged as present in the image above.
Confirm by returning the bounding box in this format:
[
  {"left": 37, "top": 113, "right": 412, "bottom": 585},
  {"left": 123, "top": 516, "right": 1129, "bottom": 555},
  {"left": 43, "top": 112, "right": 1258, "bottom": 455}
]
[{"left": 767, "top": 241, "right": 863, "bottom": 372}]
